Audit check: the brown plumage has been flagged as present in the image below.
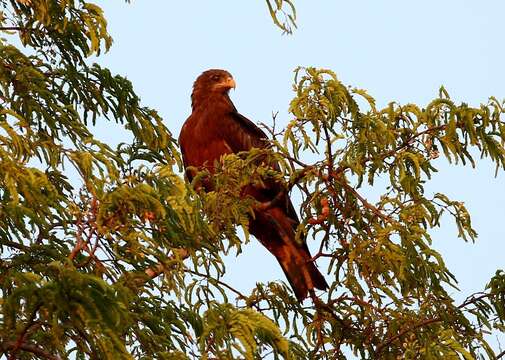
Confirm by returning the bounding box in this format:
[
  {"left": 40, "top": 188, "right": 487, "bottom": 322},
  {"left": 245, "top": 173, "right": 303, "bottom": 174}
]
[{"left": 179, "top": 69, "right": 328, "bottom": 301}]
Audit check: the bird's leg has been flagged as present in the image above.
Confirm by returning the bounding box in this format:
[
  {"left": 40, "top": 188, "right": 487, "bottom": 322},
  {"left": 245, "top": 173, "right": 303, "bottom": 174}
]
[
  {"left": 309, "top": 289, "right": 318, "bottom": 303},
  {"left": 253, "top": 189, "right": 286, "bottom": 211}
]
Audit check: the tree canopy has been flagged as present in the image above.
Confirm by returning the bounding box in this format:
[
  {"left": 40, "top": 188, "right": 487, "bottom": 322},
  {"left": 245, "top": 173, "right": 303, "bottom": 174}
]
[{"left": 0, "top": 1, "right": 504, "bottom": 359}]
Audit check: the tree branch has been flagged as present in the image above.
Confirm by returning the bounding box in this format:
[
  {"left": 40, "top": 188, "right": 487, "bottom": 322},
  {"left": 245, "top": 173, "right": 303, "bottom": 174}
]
[
  {"left": 1, "top": 240, "right": 30, "bottom": 252},
  {"left": 375, "top": 290, "right": 498, "bottom": 355},
  {"left": 364, "top": 124, "right": 447, "bottom": 164},
  {"left": 184, "top": 269, "right": 250, "bottom": 302},
  {"left": 8, "top": 304, "right": 41, "bottom": 360},
  {"left": 457, "top": 292, "right": 493, "bottom": 309},
  {"left": 375, "top": 317, "right": 441, "bottom": 355},
  {"left": 143, "top": 249, "right": 190, "bottom": 280},
  {"left": 3, "top": 341, "right": 61, "bottom": 360},
  {"left": 333, "top": 176, "right": 397, "bottom": 224},
  {"left": 0, "top": 27, "right": 25, "bottom": 31}
]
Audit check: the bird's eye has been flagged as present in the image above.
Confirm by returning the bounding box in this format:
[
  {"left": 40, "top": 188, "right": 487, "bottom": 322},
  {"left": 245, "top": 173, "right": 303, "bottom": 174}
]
[{"left": 211, "top": 75, "right": 220, "bottom": 81}]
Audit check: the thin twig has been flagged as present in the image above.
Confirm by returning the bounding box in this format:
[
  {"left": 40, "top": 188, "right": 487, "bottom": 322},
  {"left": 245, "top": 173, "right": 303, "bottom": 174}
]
[
  {"left": 457, "top": 292, "right": 493, "bottom": 309},
  {"left": 0, "top": 27, "right": 25, "bottom": 31},
  {"left": 333, "top": 176, "right": 397, "bottom": 224},
  {"left": 185, "top": 269, "right": 250, "bottom": 302},
  {"left": 68, "top": 216, "right": 85, "bottom": 261},
  {"left": 376, "top": 317, "right": 441, "bottom": 354},
  {"left": 143, "top": 249, "right": 190, "bottom": 280}
]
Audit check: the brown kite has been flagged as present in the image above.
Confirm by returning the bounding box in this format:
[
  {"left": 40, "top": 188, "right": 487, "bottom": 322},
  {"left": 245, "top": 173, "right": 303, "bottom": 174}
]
[{"left": 179, "top": 69, "right": 328, "bottom": 301}]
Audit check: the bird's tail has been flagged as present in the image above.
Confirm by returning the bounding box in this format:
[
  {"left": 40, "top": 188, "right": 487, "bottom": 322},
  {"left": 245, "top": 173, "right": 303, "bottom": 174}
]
[
  {"left": 251, "top": 207, "right": 328, "bottom": 301},
  {"left": 276, "top": 240, "right": 328, "bottom": 301}
]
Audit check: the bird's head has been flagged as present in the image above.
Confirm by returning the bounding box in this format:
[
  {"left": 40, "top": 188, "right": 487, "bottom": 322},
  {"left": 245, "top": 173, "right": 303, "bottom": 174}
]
[{"left": 191, "top": 69, "right": 236, "bottom": 109}]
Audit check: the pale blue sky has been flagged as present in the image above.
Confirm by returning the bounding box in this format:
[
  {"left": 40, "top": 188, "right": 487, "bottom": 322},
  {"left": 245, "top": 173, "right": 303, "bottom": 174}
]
[{"left": 95, "top": 0, "right": 504, "bottom": 350}]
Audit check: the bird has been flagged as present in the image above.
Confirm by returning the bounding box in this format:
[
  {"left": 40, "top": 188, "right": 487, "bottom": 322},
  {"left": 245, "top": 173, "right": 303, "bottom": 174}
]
[{"left": 178, "top": 69, "right": 328, "bottom": 301}]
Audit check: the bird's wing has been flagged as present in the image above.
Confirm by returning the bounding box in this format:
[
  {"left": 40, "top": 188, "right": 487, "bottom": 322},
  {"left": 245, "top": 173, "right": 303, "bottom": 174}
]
[
  {"left": 223, "top": 111, "right": 269, "bottom": 152},
  {"left": 224, "top": 111, "right": 301, "bottom": 223},
  {"left": 178, "top": 120, "right": 195, "bottom": 182}
]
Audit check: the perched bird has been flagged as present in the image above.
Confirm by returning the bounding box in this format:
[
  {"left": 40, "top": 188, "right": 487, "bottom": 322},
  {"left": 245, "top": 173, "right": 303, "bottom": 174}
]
[{"left": 179, "top": 69, "right": 328, "bottom": 301}]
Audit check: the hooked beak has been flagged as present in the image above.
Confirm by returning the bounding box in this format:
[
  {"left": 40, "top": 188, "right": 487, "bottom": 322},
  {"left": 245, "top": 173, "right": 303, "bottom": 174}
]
[{"left": 224, "top": 77, "right": 236, "bottom": 90}]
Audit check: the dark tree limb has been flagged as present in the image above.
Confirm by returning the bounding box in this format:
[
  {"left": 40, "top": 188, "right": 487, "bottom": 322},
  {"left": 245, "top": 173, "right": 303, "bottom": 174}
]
[
  {"left": 0, "top": 27, "right": 25, "bottom": 31},
  {"left": 7, "top": 304, "right": 41, "bottom": 360},
  {"left": 3, "top": 341, "right": 61, "bottom": 360}
]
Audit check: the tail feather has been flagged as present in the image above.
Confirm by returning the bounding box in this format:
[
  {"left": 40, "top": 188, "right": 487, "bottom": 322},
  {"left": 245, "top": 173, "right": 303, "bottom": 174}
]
[
  {"left": 250, "top": 207, "right": 328, "bottom": 301},
  {"left": 277, "top": 242, "right": 328, "bottom": 301}
]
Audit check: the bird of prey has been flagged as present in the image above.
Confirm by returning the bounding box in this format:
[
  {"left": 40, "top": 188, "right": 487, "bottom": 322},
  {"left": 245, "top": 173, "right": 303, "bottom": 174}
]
[{"left": 179, "top": 69, "right": 328, "bottom": 301}]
